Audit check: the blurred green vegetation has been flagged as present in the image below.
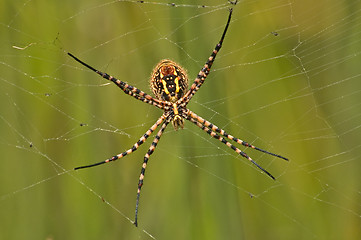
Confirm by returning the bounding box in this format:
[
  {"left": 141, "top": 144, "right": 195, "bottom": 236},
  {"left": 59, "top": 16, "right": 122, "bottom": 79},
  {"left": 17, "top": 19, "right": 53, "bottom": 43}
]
[{"left": 1, "top": 0, "right": 360, "bottom": 239}]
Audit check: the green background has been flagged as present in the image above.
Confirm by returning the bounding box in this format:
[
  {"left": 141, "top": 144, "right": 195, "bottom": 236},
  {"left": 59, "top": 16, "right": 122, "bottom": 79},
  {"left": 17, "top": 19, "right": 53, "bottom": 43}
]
[{"left": 1, "top": 0, "right": 360, "bottom": 239}]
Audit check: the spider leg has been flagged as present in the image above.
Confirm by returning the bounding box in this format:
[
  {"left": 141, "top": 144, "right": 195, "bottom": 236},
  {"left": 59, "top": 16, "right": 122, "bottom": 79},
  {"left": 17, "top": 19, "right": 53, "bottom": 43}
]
[
  {"left": 74, "top": 113, "right": 168, "bottom": 170},
  {"left": 123, "top": 87, "right": 171, "bottom": 111},
  {"left": 181, "top": 8, "right": 233, "bottom": 104},
  {"left": 184, "top": 112, "right": 276, "bottom": 180},
  {"left": 68, "top": 53, "right": 167, "bottom": 110},
  {"left": 134, "top": 116, "right": 171, "bottom": 227},
  {"left": 187, "top": 110, "right": 288, "bottom": 161}
]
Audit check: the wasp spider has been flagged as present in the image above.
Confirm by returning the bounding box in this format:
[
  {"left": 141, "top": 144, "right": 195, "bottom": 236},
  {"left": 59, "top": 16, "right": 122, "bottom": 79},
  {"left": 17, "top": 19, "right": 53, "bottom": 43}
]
[{"left": 69, "top": 7, "right": 288, "bottom": 227}]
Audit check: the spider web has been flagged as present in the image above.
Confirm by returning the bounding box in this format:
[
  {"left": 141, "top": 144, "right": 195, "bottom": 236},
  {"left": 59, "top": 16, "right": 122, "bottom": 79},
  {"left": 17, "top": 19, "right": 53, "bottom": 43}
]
[{"left": 1, "top": 0, "right": 361, "bottom": 239}]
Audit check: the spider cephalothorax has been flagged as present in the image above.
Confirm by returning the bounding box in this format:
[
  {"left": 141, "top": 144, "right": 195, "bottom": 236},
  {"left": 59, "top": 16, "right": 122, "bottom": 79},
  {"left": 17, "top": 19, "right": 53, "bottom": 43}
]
[
  {"left": 150, "top": 59, "right": 188, "bottom": 102},
  {"left": 69, "top": 6, "right": 287, "bottom": 227}
]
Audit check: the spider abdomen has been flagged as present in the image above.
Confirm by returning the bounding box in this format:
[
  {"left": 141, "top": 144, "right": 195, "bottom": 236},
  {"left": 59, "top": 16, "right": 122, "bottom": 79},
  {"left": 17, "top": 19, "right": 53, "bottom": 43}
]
[{"left": 150, "top": 59, "right": 188, "bottom": 102}]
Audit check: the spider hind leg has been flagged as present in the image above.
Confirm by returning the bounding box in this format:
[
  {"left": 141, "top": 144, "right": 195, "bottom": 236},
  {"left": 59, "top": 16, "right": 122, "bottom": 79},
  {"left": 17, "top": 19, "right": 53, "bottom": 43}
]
[{"left": 134, "top": 118, "right": 171, "bottom": 227}]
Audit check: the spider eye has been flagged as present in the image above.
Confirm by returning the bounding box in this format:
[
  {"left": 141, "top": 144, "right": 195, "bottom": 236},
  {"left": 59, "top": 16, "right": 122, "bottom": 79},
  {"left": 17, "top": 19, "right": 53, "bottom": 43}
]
[{"left": 150, "top": 59, "right": 188, "bottom": 102}]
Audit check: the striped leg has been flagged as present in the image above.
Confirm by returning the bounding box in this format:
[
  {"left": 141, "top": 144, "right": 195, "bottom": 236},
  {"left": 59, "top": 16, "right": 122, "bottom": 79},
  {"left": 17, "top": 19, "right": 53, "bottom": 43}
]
[
  {"left": 122, "top": 87, "right": 171, "bottom": 111},
  {"left": 181, "top": 8, "right": 233, "bottom": 104},
  {"left": 184, "top": 112, "right": 276, "bottom": 180},
  {"left": 186, "top": 110, "right": 288, "bottom": 161},
  {"left": 74, "top": 113, "right": 168, "bottom": 170},
  {"left": 134, "top": 117, "right": 171, "bottom": 227},
  {"left": 68, "top": 53, "right": 166, "bottom": 110}
]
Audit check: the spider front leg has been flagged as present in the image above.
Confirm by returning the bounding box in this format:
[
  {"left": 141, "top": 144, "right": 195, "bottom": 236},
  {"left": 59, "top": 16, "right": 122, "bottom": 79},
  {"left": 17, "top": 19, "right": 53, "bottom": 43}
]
[
  {"left": 74, "top": 113, "right": 168, "bottom": 170},
  {"left": 134, "top": 117, "right": 171, "bottom": 227},
  {"left": 67, "top": 53, "right": 166, "bottom": 110},
  {"left": 181, "top": 8, "right": 233, "bottom": 104}
]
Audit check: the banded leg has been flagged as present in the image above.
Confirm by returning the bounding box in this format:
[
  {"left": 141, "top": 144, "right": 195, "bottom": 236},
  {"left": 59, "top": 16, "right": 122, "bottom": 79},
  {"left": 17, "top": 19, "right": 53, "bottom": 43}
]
[
  {"left": 68, "top": 53, "right": 166, "bottom": 110},
  {"left": 186, "top": 110, "right": 288, "bottom": 161},
  {"left": 134, "top": 117, "right": 171, "bottom": 227},
  {"left": 181, "top": 8, "right": 233, "bottom": 104},
  {"left": 122, "top": 87, "right": 171, "bottom": 111},
  {"left": 74, "top": 113, "right": 168, "bottom": 170},
  {"left": 184, "top": 113, "right": 276, "bottom": 180}
]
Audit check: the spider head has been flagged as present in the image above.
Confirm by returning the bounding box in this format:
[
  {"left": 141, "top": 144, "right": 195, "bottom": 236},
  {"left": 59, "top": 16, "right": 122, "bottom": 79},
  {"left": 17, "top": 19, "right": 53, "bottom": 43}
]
[{"left": 150, "top": 59, "right": 188, "bottom": 102}]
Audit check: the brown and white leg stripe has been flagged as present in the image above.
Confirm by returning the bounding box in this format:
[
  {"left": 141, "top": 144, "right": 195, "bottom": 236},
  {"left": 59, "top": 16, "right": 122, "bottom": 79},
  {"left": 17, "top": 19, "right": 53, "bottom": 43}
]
[
  {"left": 74, "top": 113, "right": 168, "bottom": 170},
  {"left": 67, "top": 53, "right": 166, "bottom": 110},
  {"left": 184, "top": 113, "right": 276, "bottom": 180},
  {"left": 187, "top": 110, "right": 288, "bottom": 161},
  {"left": 134, "top": 117, "right": 171, "bottom": 226},
  {"left": 181, "top": 10, "right": 233, "bottom": 104}
]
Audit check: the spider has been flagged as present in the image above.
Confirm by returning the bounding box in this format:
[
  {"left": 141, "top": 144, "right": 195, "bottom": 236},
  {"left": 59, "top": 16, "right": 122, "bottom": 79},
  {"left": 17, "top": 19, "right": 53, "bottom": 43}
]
[{"left": 68, "top": 7, "right": 288, "bottom": 227}]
